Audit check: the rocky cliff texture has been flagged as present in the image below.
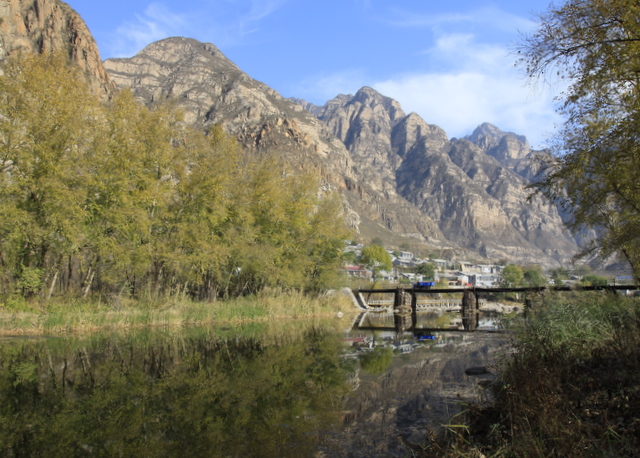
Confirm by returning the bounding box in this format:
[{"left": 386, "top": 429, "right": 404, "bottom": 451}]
[
  {"left": 104, "top": 38, "right": 578, "bottom": 266},
  {"left": 315, "top": 88, "right": 578, "bottom": 265},
  {"left": 0, "top": 0, "right": 577, "bottom": 266},
  {"left": 0, "top": 0, "right": 113, "bottom": 97},
  {"left": 103, "top": 38, "right": 446, "bottom": 246}
]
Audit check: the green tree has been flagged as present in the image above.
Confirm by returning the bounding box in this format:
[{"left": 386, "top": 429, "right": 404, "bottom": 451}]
[
  {"left": 502, "top": 264, "right": 523, "bottom": 287},
  {"left": 360, "top": 245, "right": 392, "bottom": 273},
  {"left": 520, "top": 0, "right": 640, "bottom": 281},
  {"left": 415, "top": 262, "right": 436, "bottom": 280},
  {"left": 0, "top": 52, "right": 100, "bottom": 296},
  {"left": 583, "top": 274, "right": 609, "bottom": 287},
  {"left": 0, "top": 53, "right": 351, "bottom": 301},
  {"left": 549, "top": 267, "right": 569, "bottom": 285},
  {"left": 523, "top": 265, "right": 547, "bottom": 287}
]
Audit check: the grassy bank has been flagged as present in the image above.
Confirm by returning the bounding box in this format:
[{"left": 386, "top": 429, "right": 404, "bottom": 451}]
[
  {"left": 0, "top": 289, "right": 355, "bottom": 336},
  {"left": 433, "top": 291, "right": 640, "bottom": 457}
]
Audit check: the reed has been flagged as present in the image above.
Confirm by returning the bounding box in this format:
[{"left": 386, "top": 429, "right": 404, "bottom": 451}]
[
  {"left": 0, "top": 289, "right": 355, "bottom": 335},
  {"left": 436, "top": 291, "right": 640, "bottom": 457}
]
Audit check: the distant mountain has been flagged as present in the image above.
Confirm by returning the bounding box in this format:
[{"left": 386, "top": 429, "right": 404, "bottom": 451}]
[
  {"left": 311, "top": 88, "right": 578, "bottom": 264},
  {"left": 0, "top": 1, "right": 581, "bottom": 266},
  {"left": 103, "top": 38, "right": 579, "bottom": 266},
  {"left": 103, "top": 38, "right": 446, "bottom": 250}
]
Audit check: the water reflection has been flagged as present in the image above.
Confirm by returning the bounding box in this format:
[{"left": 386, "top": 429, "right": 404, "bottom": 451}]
[
  {"left": 0, "top": 325, "right": 352, "bottom": 457},
  {"left": 354, "top": 310, "right": 505, "bottom": 333}
]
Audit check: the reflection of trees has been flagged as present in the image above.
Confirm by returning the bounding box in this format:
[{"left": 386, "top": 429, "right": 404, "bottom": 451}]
[
  {"left": 358, "top": 347, "right": 393, "bottom": 374},
  {"left": 0, "top": 329, "right": 352, "bottom": 457}
]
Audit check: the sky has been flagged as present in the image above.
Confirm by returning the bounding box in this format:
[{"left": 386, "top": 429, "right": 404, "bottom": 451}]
[{"left": 65, "top": 0, "right": 563, "bottom": 149}]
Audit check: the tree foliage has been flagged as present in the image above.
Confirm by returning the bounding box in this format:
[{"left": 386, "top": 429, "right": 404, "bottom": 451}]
[
  {"left": 549, "top": 267, "right": 570, "bottom": 285},
  {"left": 523, "top": 265, "right": 548, "bottom": 287},
  {"left": 502, "top": 264, "right": 524, "bottom": 287},
  {"left": 520, "top": 0, "right": 640, "bottom": 280},
  {"left": 0, "top": 53, "right": 351, "bottom": 302},
  {"left": 360, "top": 245, "right": 392, "bottom": 273},
  {"left": 415, "top": 262, "right": 436, "bottom": 280}
]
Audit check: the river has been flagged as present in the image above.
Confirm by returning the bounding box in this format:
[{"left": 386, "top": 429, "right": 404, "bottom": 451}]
[{"left": 0, "top": 310, "right": 513, "bottom": 457}]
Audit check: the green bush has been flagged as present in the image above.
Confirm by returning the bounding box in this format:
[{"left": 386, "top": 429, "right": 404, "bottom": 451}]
[{"left": 359, "top": 346, "right": 393, "bottom": 374}]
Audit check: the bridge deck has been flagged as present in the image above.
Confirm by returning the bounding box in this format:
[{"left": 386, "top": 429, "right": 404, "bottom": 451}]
[{"left": 357, "top": 285, "right": 638, "bottom": 295}]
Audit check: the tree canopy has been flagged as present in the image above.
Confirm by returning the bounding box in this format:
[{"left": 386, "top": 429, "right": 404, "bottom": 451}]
[
  {"left": 360, "top": 245, "right": 392, "bottom": 273},
  {"left": 520, "top": 0, "right": 640, "bottom": 280},
  {"left": 502, "top": 264, "right": 523, "bottom": 287},
  {"left": 523, "top": 265, "right": 547, "bottom": 287},
  {"left": 415, "top": 262, "right": 436, "bottom": 280},
  {"left": 0, "top": 53, "right": 351, "bottom": 302}
]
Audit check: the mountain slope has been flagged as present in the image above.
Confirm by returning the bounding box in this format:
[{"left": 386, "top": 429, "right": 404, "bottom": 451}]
[
  {"left": 104, "top": 38, "right": 579, "bottom": 266},
  {"left": 315, "top": 88, "right": 578, "bottom": 265},
  {"left": 103, "top": 38, "right": 446, "bottom": 246}
]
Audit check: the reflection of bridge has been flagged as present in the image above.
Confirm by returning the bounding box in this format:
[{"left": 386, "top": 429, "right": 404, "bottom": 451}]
[
  {"left": 365, "top": 298, "right": 487, "bottom": 309},
  {"left": 353, "top": 285, "right": 639, "bottom": 334}
]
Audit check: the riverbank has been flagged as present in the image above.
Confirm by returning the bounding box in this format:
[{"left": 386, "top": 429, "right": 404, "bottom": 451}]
[
  {"left": 0, "top": 289, "right": 356, "bottom": 336},
  {"left": 436, "top": 291, "right": 640, "bottom": 457}
]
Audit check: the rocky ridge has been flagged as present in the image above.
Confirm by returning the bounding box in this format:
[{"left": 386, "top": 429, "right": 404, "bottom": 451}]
[
  {"left": 103, "top": 38, "right": 447, "bottom": 247},
  {"left": 0, "top": 0, "right": 580, "bottom": 266},
  {"left": 312, "top": 89, "right": 578, "bottom": 264},
  {"left": 0, "top": 0, "right": 113, "bottom": 97},
  {"left": 104, "top": 38, "right": 578, "bottom": 266}
]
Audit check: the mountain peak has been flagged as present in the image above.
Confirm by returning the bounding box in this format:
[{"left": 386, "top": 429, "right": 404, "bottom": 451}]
[{"left": 467, "top": 122, "right": 529, "bottom": 150}]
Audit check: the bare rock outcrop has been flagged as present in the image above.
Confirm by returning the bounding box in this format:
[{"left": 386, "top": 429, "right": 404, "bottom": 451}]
[
  {"left": 313, "top": 88, "right": 578, "bottom": 266},
  {"left": 0, "top": 0, "right": 113, "bottom": 97},
  {"left": 103, "top": 38, "right": 446, "bottom": 245}
]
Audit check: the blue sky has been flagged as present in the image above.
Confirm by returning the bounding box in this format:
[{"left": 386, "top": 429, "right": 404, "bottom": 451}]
[{"left": 65, "top": 0, "right": 562, "bottom": 149}]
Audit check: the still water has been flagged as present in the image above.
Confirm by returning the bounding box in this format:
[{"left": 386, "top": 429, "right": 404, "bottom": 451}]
[{"left": 0, "top": 311, "right": 512, "bottom": 457}]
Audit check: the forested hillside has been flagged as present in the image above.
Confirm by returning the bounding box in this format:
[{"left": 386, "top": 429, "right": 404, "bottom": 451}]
[{"left": 0, "top": 54, "right": 350, "bottom": 302}]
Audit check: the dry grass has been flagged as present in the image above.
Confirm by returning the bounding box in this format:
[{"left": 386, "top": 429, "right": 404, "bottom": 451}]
[
  {"left": 0, "top": 289, "right": 356, "bottom": 336},
  {"left": 434, "top": 291, "right": 640, "bottom": 457}
]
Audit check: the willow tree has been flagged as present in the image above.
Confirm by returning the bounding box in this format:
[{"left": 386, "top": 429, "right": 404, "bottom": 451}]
[
  {"left": 0, "top": 53, "right": 350, "bottom": 301},
  {"left": 0, "top": 53, "right": 101, "bottom": 296},
  {"left": 521, "top": 0, "right": 640, "bottom": 280}
]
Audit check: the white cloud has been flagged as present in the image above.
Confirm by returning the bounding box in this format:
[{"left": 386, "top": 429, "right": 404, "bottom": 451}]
[
  {"left": 290, "top": 69, "right": 369, "bottom": 103},
  {"left": 108, "top": 3, "right": 190, "bottom": 57},
  {"left": 106, "top": 0, "right": 287, "bottom": 58},
  {"left": 373, "top": 31, "right": 562, "bottom": 148},
  {"left": 388, "top": 6, "right": 535, "bottom": 35}
]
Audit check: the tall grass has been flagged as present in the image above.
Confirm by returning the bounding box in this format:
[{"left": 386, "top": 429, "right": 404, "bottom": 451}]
[
  {"left": 0, "top": 289, "right": 355, "bottom": 335},
  {"left": 437, "top": 291, "right": 640, "bottom": 457}
]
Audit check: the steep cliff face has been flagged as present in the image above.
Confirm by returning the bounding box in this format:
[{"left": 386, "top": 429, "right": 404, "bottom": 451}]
[
  {"left": 314, "top": 88, "right": 578, "bottom": 265},
  {"left": 104, "top": 38, "right": 353, "bottom": 185},
  {"left": 103, "top": 38, "right": 446, "bottom": 245},
  {"left": 0, "top": 0, "right": 113, "bottom": 97}
]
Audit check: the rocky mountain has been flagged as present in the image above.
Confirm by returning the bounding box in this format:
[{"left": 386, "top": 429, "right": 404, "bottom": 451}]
[
  {"left": 103, "top": 38, "right": 446, "bottom": 248},
  {"left": 0, "top": 0, "right": 579, "bottom": 266},
  {"left": 0, "top": 0, "right": 113, "bottom": 97},
  {"left": 311, "top": 88, "right": 579, "bottom": 264},
  {"left": 103, "top": 38, "right": 578, "bottom": 266}
]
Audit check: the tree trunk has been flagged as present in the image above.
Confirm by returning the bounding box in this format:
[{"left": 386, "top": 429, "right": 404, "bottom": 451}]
[{"left": 47, "top": 270, "right": 59, "bottom": 300}]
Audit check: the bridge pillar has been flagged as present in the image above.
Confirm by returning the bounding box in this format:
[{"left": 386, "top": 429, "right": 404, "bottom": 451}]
[
  {"left": 394, "top": 288, "right": 412, "bottom": 308},
  {"left": 461, "top": 290, "right": 479, "bottom": 332}
]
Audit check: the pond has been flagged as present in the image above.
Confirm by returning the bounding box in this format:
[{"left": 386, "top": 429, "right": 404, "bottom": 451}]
[{"left": 0, "top": 311, "right": 514, "bottom": 457}]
